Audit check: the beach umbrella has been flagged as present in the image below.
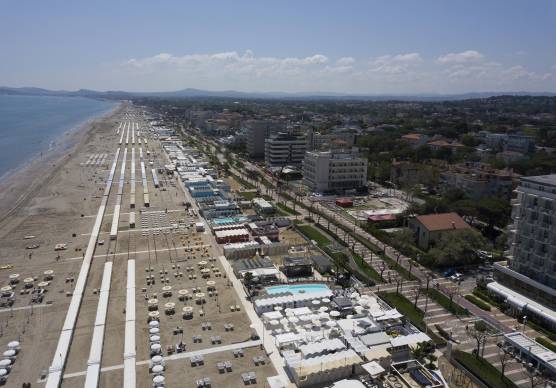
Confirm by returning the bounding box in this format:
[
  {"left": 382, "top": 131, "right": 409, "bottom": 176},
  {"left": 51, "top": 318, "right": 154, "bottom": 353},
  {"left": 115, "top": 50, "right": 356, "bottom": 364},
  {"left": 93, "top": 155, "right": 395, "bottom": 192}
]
[
  {"left": 269, "top": 319, "right": 280, "bottom": 326},
  {"left": 288, "top": 316, "right": 299, "bottom": 324},
  {"left": 299, "top": 315, "right": 311, "bottom": 322},
  {"left": 274, "top": 306, "right": 283, "bottom": 311},
  {"left": 319, "top": 306, "right": 329, "bottom": 312},
  {"left": 151, "top": 355, "right": 164, "bottom": 365},
  {"left": 321, "top": 298, "right": 330, "bottom": 304},
  {"left": 0, "top": 286, "right": 12, "bottom": 295},
  {"left": 2, "top": 350, "right": 15, "bottom": 358},
  {"left": 329, "top": 310, "right": 341, "bottom": 318},
  {"left": 325, "top": 320, "right": 337, "bottom": 327},
  {"left": 318, "top": 312, "right": 329, "bottom": 320},
  {"left": 311, "top": 300, "right": 320, "bottom": 306},
  {"left": 37, "top": 281, "right": 49, "bottom": 288}
]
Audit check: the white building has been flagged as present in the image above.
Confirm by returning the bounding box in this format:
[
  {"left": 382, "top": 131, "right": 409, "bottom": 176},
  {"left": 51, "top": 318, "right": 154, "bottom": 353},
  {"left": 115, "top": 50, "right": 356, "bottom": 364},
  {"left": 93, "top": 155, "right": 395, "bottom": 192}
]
[
  {"left": 509, "top": 174, "right": 556, "bottom": 289},
  {"left": 264, "top": 132, "right": 306, "bottom": 167},
  {"left": 306, "top": 128, "right": 356, "bottom": 151},
  {"left": 303, "top": 149, "right": 368, "bottom": 193}
]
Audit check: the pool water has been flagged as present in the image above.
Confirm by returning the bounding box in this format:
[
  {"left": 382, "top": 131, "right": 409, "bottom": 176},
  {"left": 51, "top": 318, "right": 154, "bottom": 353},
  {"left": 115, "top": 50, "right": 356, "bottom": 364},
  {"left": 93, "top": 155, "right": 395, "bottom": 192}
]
[
  {"left": 266, "top": 283, "right": 331, "bottom": 295},
  {"left": 212, "top": 216, "right": 248, "bottom": 225}
]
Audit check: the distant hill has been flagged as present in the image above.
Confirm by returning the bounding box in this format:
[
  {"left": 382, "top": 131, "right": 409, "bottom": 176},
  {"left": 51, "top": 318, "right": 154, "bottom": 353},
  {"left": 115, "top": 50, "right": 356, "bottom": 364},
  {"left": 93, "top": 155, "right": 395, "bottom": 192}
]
[{"left": 1, "top": 86, "right": 555, "bottom": 101}]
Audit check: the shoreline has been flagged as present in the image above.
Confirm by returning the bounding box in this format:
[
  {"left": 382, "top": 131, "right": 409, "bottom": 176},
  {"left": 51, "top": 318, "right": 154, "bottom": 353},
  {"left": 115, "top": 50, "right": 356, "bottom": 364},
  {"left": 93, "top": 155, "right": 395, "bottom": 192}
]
[
  {"left": 0, "top": 101, "right": 125, "bottom": 225},
  {"left": 0, "top": 99, "right": 121, "bottom": 182}
]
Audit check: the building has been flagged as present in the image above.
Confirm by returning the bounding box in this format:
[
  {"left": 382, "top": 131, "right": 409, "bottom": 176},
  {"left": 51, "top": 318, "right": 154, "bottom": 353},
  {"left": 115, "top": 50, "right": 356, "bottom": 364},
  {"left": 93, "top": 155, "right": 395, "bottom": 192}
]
[
  {"left": 439, "top": 162, "right": 517, "bottom": 200},
  {"left": 408, "top": 212, "right": 471, "bottom": 249},
  {"left": 400, "top": 133, "right": 429, "bottom": 149},
  {"left": 214, "top": 228, "right": 250, "bottom": 244},
  {"left": 282, "top": 256, "right": 313, "bottom": 277},
  {"left": 427, "top": 139, "right": 464, "bottom": 154},
  {"left": 252, "top": 197, "right": 275, "bottom": 214},
  {"left": 232, "top": 257, "right": 280, "bottom": 284},
  {"left": 306, "top": 128, "right": 356, "bottom": 151},
  {"left": 303, "top": 148, "right": 368, "bottom": 193},
  {"left": 496, "top": 175, "right": 556, "bottom": 302},
  {"left": 482, "top": 132, "right": 535, "bottom": 153},
  {"left": 264, "top": 132, "right": 307, "bottom": 167},
  {"left": 245, "top": 120, "right": 284, "bottom": 158}
]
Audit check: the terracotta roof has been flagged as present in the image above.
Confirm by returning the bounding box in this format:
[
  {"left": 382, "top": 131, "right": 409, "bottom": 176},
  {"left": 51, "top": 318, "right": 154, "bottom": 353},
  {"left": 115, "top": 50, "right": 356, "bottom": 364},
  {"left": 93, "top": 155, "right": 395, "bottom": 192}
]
[
  {"left": 415, "top": 212, "right": 470, "bottom": 232},
  {"left": 402, "top": 133, "right": 424, "bottom": 141},
  {"left": 427, "top": 140, "right": 464, "bottom": 148}
]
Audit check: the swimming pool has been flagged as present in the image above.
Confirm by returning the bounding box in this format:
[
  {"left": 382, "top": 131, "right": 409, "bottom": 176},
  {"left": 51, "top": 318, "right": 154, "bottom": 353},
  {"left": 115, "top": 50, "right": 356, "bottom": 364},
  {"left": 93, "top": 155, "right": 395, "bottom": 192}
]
[
  {"left": 212, "top": 216, "right": 248, "bottom": 225},
  {"left": 266, "top": 283, "right": 331, "bottom": 295}
]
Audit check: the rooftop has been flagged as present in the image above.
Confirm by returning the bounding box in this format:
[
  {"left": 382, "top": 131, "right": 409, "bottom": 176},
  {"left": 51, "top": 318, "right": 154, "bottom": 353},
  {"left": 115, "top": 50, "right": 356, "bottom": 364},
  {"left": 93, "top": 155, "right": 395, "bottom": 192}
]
[
  {"left": 414, "top": 212, "right": 470, "bottom": 232},
  {"left": 522, "top": 174, "right": 556, "bottom": 188}
]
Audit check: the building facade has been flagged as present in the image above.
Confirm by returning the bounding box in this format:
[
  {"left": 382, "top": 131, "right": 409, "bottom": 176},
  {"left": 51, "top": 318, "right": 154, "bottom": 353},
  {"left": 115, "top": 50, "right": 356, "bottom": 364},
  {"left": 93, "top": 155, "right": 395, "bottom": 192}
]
[
  {"left": 245, "top": 120, "right": 284, "bottom": 158},
  {"left": 508, "top": 175, "right": 556, "bottom": 288},
  {"left": 439, "top": 162, "right": 517, "bottom": 200},
  {"left": 305, "top": 128, "right": 356, "bottom": 151},
  {"left": 303, "top": 148, "right": 367, "bottom": 193},
  {"left": 408, "top": 212, "right": 471, "bottom": 250},
  {"left": 264, "top": 132, "right": 307, "bottom": 167}
]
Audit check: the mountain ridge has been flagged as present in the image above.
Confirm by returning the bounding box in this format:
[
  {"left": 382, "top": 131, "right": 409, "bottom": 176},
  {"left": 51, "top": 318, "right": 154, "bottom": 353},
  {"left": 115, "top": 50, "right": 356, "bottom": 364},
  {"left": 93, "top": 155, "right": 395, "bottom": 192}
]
[{"left": 1, "top": 86, "right": 555, "bottom": 101}]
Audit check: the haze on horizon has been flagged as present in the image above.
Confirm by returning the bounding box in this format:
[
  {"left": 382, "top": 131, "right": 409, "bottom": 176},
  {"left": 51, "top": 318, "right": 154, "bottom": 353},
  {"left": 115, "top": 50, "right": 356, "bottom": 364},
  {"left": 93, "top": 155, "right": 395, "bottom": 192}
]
[{"left": 2, "top": 0, "right": 556, "bottom": 95}]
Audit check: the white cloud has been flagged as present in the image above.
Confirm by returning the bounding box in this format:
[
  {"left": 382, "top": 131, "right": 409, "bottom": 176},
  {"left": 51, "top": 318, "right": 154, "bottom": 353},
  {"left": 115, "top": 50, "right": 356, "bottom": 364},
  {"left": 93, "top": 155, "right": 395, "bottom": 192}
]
[
  {"left": 437, "top": 50, "right": 484, "bottom": 64},
  {"left": 369, "top": 52, "right": 422, "bottom": 74},
  {"left": 109, "top": 49, "right": 556, "bottom": 93},
  {"left": 336, "top": 57, "right": 355, "bottom": 66}
]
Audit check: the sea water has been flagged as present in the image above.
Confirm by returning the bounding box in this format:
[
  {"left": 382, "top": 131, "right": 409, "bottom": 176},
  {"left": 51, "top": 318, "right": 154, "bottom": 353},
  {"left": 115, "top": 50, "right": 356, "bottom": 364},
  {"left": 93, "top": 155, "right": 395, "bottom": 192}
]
[{"left": 0, "top": 94, "right": 117, "bottom": 179}]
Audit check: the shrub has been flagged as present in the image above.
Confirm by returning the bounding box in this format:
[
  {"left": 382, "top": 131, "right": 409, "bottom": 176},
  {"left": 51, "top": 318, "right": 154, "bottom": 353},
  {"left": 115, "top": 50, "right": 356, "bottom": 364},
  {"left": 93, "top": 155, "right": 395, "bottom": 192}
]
[{"left": 465, "top": 294, "right": 491, "bottom": 311}]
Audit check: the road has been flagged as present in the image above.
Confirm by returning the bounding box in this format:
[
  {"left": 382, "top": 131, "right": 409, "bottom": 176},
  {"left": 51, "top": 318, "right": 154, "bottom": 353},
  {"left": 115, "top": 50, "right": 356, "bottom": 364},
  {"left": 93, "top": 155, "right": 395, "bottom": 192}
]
[{"left": 204, "top": 138, "right": 516, "bottom": 335}]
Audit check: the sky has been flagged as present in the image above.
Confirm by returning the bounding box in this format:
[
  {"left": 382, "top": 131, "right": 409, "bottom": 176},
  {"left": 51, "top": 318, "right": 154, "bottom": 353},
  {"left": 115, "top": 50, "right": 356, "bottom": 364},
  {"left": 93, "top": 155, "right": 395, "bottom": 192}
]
[{"left": 1, "top": 0, "right": 556, "bottom": 94}]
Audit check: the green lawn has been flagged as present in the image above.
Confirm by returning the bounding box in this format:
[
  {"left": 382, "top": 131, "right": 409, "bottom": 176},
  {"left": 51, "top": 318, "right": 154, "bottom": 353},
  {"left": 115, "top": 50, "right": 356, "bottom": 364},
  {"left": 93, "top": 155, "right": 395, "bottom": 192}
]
[
  {"left": 453, "top": 350, "right": 518, "bottom": 388},
  {"left": 296, "top": 225, "right": 332, "bottom": 247},
  {"left": 424, "top": 288, "right": 469, "bottom": 316},
  {"left": 276, "top": 202, "right": 300, "bottom": 215},
  {"left": 238, "top": 191, "right": 257, "bottom": 200}
]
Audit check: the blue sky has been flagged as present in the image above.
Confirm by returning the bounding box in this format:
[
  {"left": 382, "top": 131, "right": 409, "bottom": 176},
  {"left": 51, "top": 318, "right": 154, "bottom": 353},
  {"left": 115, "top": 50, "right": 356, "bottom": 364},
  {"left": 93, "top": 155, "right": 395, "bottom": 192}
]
[{"left": 1, "top": 0, "right": 556, "bottom": 94}]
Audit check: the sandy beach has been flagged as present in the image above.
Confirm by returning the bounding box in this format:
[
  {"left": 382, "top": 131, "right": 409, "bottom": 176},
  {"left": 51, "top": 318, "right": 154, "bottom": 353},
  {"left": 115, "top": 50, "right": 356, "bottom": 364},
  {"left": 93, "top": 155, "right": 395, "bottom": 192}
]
[
  {"left": 0, "top": 102, "right": 124, "bottom": 236},
  {"left": 0, "top": 101, "right": 125, "bottom": 384}
]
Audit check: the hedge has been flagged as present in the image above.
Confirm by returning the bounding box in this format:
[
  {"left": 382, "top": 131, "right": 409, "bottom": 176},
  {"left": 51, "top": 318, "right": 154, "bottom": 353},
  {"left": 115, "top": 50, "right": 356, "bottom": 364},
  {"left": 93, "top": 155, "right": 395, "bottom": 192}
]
[
  {"left": 465, "top": 294, "right": 492, "bottom": 311},
  {"left": 424, "top": 288, "right": 469, "bottom": 316},
  {"left": 453, "top": 350, "right": 518, "bottom": 388}
]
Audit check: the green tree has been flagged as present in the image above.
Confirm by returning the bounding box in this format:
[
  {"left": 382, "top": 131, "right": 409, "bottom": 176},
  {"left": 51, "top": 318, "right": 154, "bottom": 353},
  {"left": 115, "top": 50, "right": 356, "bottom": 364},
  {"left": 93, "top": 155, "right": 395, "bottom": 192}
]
[{"left": 429, "top": 229, "right": 486, "bottom": 267}]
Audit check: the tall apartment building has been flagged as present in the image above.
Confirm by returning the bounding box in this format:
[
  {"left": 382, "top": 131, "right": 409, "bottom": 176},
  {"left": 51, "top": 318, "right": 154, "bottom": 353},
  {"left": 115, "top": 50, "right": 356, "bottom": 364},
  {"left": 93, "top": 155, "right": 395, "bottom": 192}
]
[
  {"left": 264, "top": 132, "right": 306, "bottom": 167},
  {"left": 493, "top": 174, "right": 556, "bottom": 310},
  {"left": 303, "top": 148, "right": 367, "bottom": 193},
  {"left": 306, "top": 128, "right": 356, "bottom": 151},
  {"left": 245, "top": 120, "right": 284, "bottom": 158}
]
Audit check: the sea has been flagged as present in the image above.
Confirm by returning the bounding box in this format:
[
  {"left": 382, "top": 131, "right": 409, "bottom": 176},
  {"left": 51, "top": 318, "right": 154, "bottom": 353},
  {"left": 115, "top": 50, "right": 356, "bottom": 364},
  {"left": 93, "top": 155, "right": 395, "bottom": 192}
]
[{"left": 0, "top": 94, "right": 118, "bottom": 180}]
